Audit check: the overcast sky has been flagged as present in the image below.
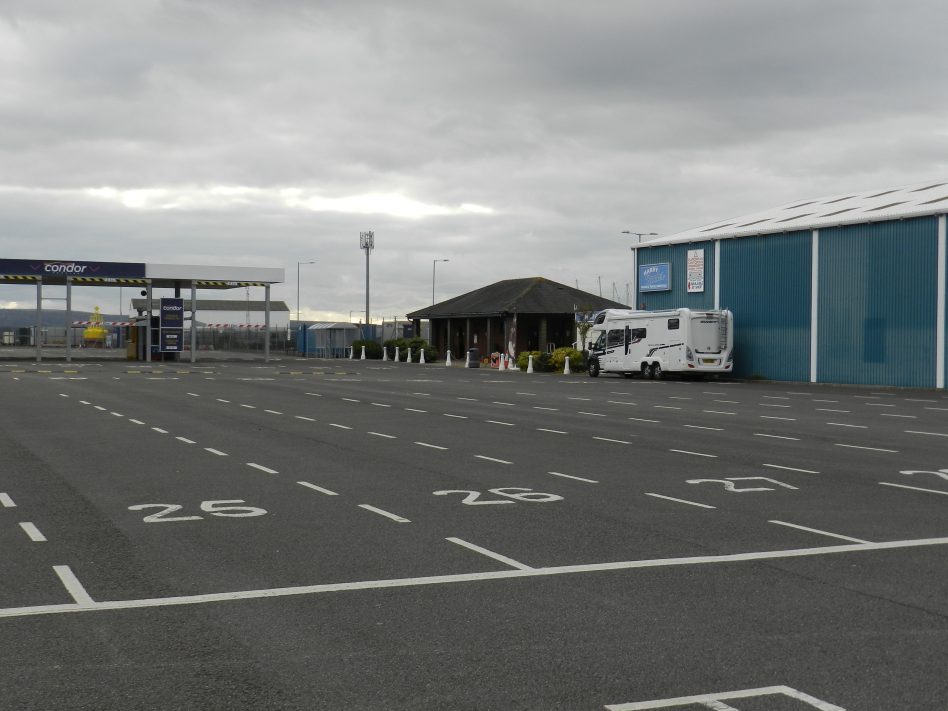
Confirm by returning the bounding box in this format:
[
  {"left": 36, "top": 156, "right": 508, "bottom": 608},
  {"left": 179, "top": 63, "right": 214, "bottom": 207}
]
[{"left": 2, "top": 0, "right": 947, "bottom": 321}]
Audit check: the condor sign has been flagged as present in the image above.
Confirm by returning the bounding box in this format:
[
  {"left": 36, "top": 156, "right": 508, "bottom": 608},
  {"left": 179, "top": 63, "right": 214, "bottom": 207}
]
[
  {"left": 159, "top": 298, "right": 184, "bottom": 352},
  {"left": 0, "top": 258, "right": 146, "bottom": 279}
]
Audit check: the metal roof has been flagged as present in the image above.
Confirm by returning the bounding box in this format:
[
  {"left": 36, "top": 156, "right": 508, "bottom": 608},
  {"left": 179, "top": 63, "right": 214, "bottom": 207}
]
[{"left": 643, "top": 179, "right": 948, "bottom": 247}]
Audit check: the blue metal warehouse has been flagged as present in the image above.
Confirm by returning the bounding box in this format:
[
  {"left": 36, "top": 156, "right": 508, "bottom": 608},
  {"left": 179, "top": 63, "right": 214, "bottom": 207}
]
[{"left": 632, "top": 181, "right": 947, "bottom": 389}]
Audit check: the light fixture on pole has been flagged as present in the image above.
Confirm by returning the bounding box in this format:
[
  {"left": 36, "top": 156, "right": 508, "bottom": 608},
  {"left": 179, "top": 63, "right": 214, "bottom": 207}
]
[
  {"left": 360, "top": 231, "right": 374, "bottom": 331},
  {"left": 432, "top": 258, "right": 449, "bottom": 304},
  {"left": 621, "top": 230, "right": 657, "bottom": 243},
  {"left": 297, "top": 260, "right": 315, "bottom": 324}
]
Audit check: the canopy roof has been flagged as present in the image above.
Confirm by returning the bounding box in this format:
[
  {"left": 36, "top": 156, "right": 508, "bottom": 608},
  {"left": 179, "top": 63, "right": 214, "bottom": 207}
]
[
  {"left": 407, "top": 277, "right": 627, "bottom": 319},
  {"left": 647, "top": 179, "right": 948, "bottom": 246}
]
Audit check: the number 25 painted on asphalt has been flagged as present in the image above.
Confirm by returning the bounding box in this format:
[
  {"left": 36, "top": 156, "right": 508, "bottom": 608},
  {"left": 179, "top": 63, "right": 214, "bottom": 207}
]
[
  {"left": 128, "top": 500, "right": 267, "bottom": 523},
  {"left": 432, "top": 487, "right": 563, "bottom": 505}
]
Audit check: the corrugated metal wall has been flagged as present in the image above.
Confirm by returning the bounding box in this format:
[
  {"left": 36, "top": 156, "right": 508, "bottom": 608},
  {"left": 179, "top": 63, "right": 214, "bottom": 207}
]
[
  {"left": 636, "top": 241, "right": 715, "bottom": 310},
  {"left": 720, "top": 231, "right": 811, "bottom": 380},
  {"left": 818, "top": 216, "right": 938, "bottom": 387}
]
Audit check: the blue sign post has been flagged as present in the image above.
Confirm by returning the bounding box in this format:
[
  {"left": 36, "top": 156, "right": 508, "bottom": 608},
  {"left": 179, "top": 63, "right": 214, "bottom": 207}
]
[
  {"left": 159, "top": 298, "right": 184, "bottom": 352},
  {"left": 639, "top": 263, "right": 672, "bottom": 292}
]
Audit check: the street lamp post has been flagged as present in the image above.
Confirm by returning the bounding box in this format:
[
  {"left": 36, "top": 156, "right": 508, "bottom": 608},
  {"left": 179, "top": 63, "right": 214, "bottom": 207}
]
[
  {"left": 623, "top": 231, "right": 656, "bottom": 310},
  {"left": 432, "top": 259, "right": 449, "bottom": 304},
  {"left": 297, "top": 260, "right": 315, "bottom": 324}
]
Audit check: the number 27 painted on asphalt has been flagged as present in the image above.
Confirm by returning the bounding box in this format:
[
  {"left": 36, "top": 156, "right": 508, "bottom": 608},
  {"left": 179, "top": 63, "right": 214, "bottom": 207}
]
[
  {"left": 433, "top": 488, "right": 563, "bottom": 505},
  {"left": 128, "top": 500, "right": 267, "bottom": 522}
]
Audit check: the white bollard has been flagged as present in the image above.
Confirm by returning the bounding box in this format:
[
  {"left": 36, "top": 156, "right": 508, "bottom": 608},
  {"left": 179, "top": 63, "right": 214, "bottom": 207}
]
[
  {"left": 498, "top": 354, "right": 506, "bottom": 371},
  {"left": 464, "top": 350, "right": 470, "bottom": 368},
  {"left": 360, "top": 345, "right": 366, "bottom": 360},
  {"left": 564, "top": 356, "right": 571, "bottom": 374},
  {"left": 383, "top": 346, "right": 388, "bottom": 361},
  {"left": 349, "top": 345, "right": 354, "bottom": 359},
  {"left": 420, "top": 348, "right": 426, "bottom": 364},
  {"left": 407, "top": 347, "right": 412, "bottom": 363},
  {"left": 394, "top": 346, "right": 400, "bottom": 362},
  {"left": 446, "top": 349, "right": 452, "bottom": 366},
  {"left": 527, "top": 354, "right": 534, "bottom": 373}
]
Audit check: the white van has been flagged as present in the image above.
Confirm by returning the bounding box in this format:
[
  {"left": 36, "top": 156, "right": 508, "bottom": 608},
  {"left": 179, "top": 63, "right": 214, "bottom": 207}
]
[{"left": 587, "top": 308, "right": 733, "bottom": 378}]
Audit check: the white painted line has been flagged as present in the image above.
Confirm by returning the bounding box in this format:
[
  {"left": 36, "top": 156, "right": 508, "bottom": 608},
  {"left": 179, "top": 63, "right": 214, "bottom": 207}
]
[
  {"left": 628, "top": 417, "right": 660, "bottom": 423},
  {"left": 567, "top": 397, "right": 591, "bottom": 401},
  {"left": 754, "top": 433, "right": 800, "bottom": 441},
  {"left": 762, "top": 395, "right": 789, "bottom": 400},
  {"left": 329, "top": 423, "right": 352, "bottom": 430},
  {"left": 53, "top": 566, "right": 94, "bottom": 606},
  {"left": 128, "top": 419, "right": 145, "bottom": 425},
  {"left": 264, "top": 409, "right": 283, "bottom": 415},
  {"left": 405, "top": 408, "right": 428, "bottom": 413},
  {"left": 0, "top": 493, "right": 15, "bottom": 508},
  {"left": 683, "top": 425, "right": 724, "bottom": 431},
  {"left": 607, "top": 401, "right": 636, "bottom": 406},
  {"left": 58, "top": 393, "right": 69, "bottom": 398},
  {"left": 645, "top": 493, "right": 715, "bottom": 509},
  {"left": 475, "top": 455, "right": 512, "bottom": 464},
  {"left": 905, "top": 430, "right": 948, "bottom": 438},
  {"left": 216, "top": 398, "right": 230, "bottom": 403},
  {"left": 760, "top": 415, "right": 796, "bottom": 421},
  {"left": 593, "top": 436, "right": 631, "bottom": 444},
  {"left": 866, "top": 403, "right": 896, "bottom": 407},
  {"left": 297, "top": 481, "right": 338, "bottom": 496},
  {"left": 342, "top": 398, "right": 360, "bottom": 403},
  {"left": 110, "top": 412, "right": 124, "bottom": 417},
  {"left": 533, "top": 406, "right": 559, "bottom": 411},
  {"left": 880, "top": 413, "right": 916, "bottom": 418},
  {"left": 827, "top": 422, "right": 867, "bottom": 429},
  {"left": 548, "top": 471, "right": 598, "bottom": 483},
  {"left": 187, "top": 392, "right": 199, "bottom": 397},
  {"left": 295, "top": 415, "right": 315, "bottom": 421},
  {"left": 305, "top": 392, "right": 323, "bottom": 397},
  {"left": 926, "top": 406, "right": 948, "bottom": 411},
  {"left": 703, "top": 410, "right": 736, "bottom": 416},
  {"left": 879, "top": 481, "right": 948, "bottom": 496},
  {"left": 204, "top": 448, "right": 228, "bottom": 456},
  {"left": 175, "top": 437, "right": 196, "bottom": 444},
  {"left": 653, "top": 405, "right": 681, "bottom": 410},
  {"left": 605, "top": 685, "right": 847, "bottom": 711},
  {"left": 769, "top": 520, "right": 871, "bottom": 544},
  {"left": 835, "top": 443, "right": 897, "bottom": 453},
  {"left": 816, "top": 408, "right": 850, "bottom": 413},
  {"left": 667, "top": 396, "right": 691, "bottom": 400},
  {"left": 493, "top": 401, "right": 515, "bottom": 406},
  {"left": 246, "top": 463, "right": 278, "bottom": 474},
  {"left": 537, "top": 428, "right": 568, "bottom": 434},
  {"left": 712, "top": 399, "right": 739, "bottom": 404},
  {"left": 94, "top": 405, "right": 106, "bottom": 411},
  {"left": 760, "top": 403, "right": 792, "bottom": 408},
  {"left": 358, "top": 504, "right": 410, "bottom": 523},
  {"left": 151, "top": 427, "right": 168, "bottom": 434},
  {"left": 371, "top": 403, "right": 392, "bottom": 408},
  {"left": 240, "top": 404, "right": 256, "bottom": 409},
  {"left": 486, "top": 420, "right": 515, "bottom": 427},
  {"left": 905, "top": 398, "right": 936, "bottom": 403},
  {"left": 443, "top": 414, "right": 468, "bottom": 419},
  {"left": 79, "top": 400, "right": 90, "bottom": 405},
  {"left": 6, "top": 537, "right": 947, "bottom": 620},
  {"left": 813, "top": 399, "right": 839, "bottom": 403},
  {"left": 670, "top": 449, "right": 717, "bottom": 458},
  {"left": 854, "top": 395, "right": 879, "bottom": 399},
  {"left": 415, "top": 442, "right": 448, "bottom": 450},
  {"left": 578, "top": 411, "right": 607, "bottom": 416},
  {"left": 457, "top": 397, "right": 477, "bottom": 401},
  {"left": 368, "top": 432, "right": 397, "bottom": 439},
  {"left": 19, "top": 522, "right": 47, "bottom": 542},
  {"left": 446, "top": 537, "right": 533, "bottom": 570},
  {"left": 762, "top": 463, "right": 819, "bottom": 474}
]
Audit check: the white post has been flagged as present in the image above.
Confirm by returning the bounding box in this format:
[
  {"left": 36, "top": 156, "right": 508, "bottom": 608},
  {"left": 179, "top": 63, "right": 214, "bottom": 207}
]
[
  {"left": 564, "top": 356, "right": 571, "bottom": 374},
  {"left": 407, "top": 347, "right": 412, "bottom": 363},
  {"left": 420, "top": 348, "right": 426, "bottom": 364},
  {"left": 349, "top": 344, "right": 354, "bottom": 359},
  {"left": 464, "top": 350, "right": 470, "bottom": 368},
  {"left": 446, "top": 349, "right": 452, "bottom": 366},
  {"left": 527, "top": 354, "right": 534, "bottom": 373},
  {"left": 360, "top": 345, "right": 366, "bottom": 360},
  {"left": 394, "top": 346, "right": 400, "bottom": 362},
  {"left": 383, "top": 346, "right": 388, "bottom": 361},
  {"left": 499, "top": 354, "right": 506, "bottom": 371}
]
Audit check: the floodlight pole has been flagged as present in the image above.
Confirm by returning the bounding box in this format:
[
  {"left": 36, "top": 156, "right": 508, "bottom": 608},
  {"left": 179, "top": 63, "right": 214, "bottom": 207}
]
[
  {"left": 360, "top": 231, "right": 374, "bottom": 334},
  {"left": 432, "top": 258, "right": 449, "bottom": 304}
]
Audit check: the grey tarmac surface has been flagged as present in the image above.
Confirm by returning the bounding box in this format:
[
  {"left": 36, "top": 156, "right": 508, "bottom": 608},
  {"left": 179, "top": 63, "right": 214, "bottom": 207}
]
[{"left": 0, "top": 357, "right": 945, "bottom": 710}]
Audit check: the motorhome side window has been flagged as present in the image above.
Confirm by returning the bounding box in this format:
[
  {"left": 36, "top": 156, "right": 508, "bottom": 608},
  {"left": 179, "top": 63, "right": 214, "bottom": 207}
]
[
  {"left": 593, "top": 332, "right": 606, "bottom": 350},
  {"left": 607, "top": 330, "right": 623, "bottom": 348},
  {"left": 630, "top": 328, "right": 646, "bottom": 343},
  {"left": 668, "top": 318, "right": 679, "bottom": 330}
]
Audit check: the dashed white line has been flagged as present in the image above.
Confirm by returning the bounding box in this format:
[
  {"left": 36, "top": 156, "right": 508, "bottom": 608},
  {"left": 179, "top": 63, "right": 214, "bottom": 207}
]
[
  {"left": 297, "top": 481, "right": 338, "bottom": 496},
  {"left": 329, "top": 423, "right": 352, "bottom": 430},
  {"left": 486, "top": 420, "right": 514, "bottom": 426},
  {"left": 19, "top": 522, "right": 47, "bottom": 542},
  {"left": 835, "top": 443, "right": 897, "bottom": 453},
  {"left": 905, "top": 398, "right": 936, "bottom": 403},
  {"left": 669, "top": 449, "right": 717, "bottom": 458},
  {"left": 475, "top": 455, "right": 512, "bottom": 464},
  {"left": 548, "top": 471, "right": 597, "bottom": 483},
  {"left": 175, "top": 437, "right": 196, "bottom": 444},
  {"left": 567, "top": 397, "right": 591, "bottom": 401},
  {"left": 593, "top": 436, "right": 632, "bottom": 445},
  {"left": 607, "top": 401, "right": 636, "bottom": 406},
  {"left": 683, "top": 425, "right": 723, "bottom": 431},
  {"left": 827, "top": 422, "right": 867, "bottom": 428},
  {"left": 358, "top": 504, "right": 410, "bottom": 523},
  {"left": 667, "top": 396, "right": 691, "bottom": 400},
  {"left": 628, "top": 417, "right": 660, "bottom": 423},
  {"left": 754, "top": 434, "right": 800, "bottom": 441},
  {"left": 812, "top": 399, "right": 838, "bottom": 403},
  {"left": 204, "top": 448, "right": 228, "bottom": 456},
  {"left": 128, "top": 419, "right": 145, "bottom": 425},
  {"left": 58, "top": 393, "right": 69, "bottom": 398},
  {"left": 187, "top": 392, "right": 199, "bottom": 397},
  {"left": 712, "top": 399, "right": 739, "bottom": 404},
  {"left": 240, "top": 404, "right": 256, "bottom": 409},
  {"left": 925, "top": 406, "right": 948, "bottom": 411},
  {"left": 537, "top": 428, "right": 567, "bottom": 434},
  {"left": 762, "top": 463, "right": 819, "bottom": 474},
  {"left": 760, "top": 403, "right": 792, "bottom": 408},
  {"left": 905, "top": 430, "right": 948, "bottom": 438},
  {"left": 246, "top": 463, "right": 278, "bottom": 474},
  {"left": 879, "top": 482, "right": 948, "bottom": 496},
  {"left": 305, "top": 392, "right": 323, "bottom": 397},
  {"left": 0, "top": 493, "right": 16, "bottom": 508},
  {"left": 93, "top": 406, "right": 106, "bottom": 411},
  {"left": 534, "top": 406, "right": 559, "bottom": 411},
  {"left": 578, "top": 411, "right": 607, "bottom": 416},
  {"left": 865, "top": 403, "right": 896, "bottom": 407},
  {"left": 342, "top": 398, "right": 360, "bottom": 403},
  {"left": 151, "top": 427, "right": 168, "bottom": 434},
  {"left": 653, "top": 405, "right": 681, "bottom": 410},
  {"left": 53, "top": 565, "right": 94, "bottom": 605},
  {"left": 445, "top": 537, "right": 532, "bottom": 570},
  {"left": 769, "top": 520, "right": 870, "bottom": 544},
  {"left": 414, "top": 442, "right": 448, "bottom": 450},
  {"left": 703, "top": 410, "right": 736, "bottom": 416},
  {"left": 264, "top": 409, "right": 283, "bottom": 415},
  {"left": 368, "top": 432, "right": 397, "bottom": 439},
  {"left": 295, "top": 415, "right": 316, "bottom": 421},
  {"left": 444, "top": 414, "right": 468, "bottom": 419},
  {"left": 216, "top": 398, "right": 230, "bottom": 403},
  {"left": 645, "top": 493, "right": 715, "bottom": 509},
  {"left": 371, "top": 403, "right": 392, "bottom": 408},
  {"left": 79, "top": 400, "right": 90, "bottom": 405},
  {"left": 816, "top": 408, "right": 850, "bottom": 413},
  {"left": 880, "top": 413, "right": 916, "bottom": 419},
  {"left": 110, "top": 412, "right": 124, "bottom": 417},
  {"left": 457, "top": 397, "right": 477, "bottom": 401},
  {"left": 404, "top": 408, "right": 427, "bottom": 413},
  {"left": 760, "top": 415, "right": 796, "bottom": 421},
  {"left": 492, "top": 401, "right": 515, "bottom": 406},
  {"left": 762, "top": 396, "right": 789, "bottom": 400}
]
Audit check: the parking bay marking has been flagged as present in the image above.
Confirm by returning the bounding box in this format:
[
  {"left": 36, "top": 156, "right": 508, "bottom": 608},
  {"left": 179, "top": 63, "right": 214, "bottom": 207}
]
[
  {"left": 358, "top": 504, "right": 410, "bottom": 523},
  {"left": 446, "top": 537, "right": 533, "bottom": 571},
  {"left": 645, "top": 493, "right": 715, "bottom": 509},
  {"left": 1, "top": 493, "right": 17, "bottom": 507},
  {"left": 297, "top": 481, "right": 338, "bottom": 496},
  {"left": 769, "top": 520, "right": 870, "bottom": 544},
  {"left": 19, "top": 522, "right": 47, "bottom": 542},
  {"left": 605, "top": 685, "right": 846, "bottom": 711},
  {"left": 9, "top": 536, "right": 947, "bottom": 619},
  {"left": 880, "top": 482, "right": 948, "bottom": 496}
]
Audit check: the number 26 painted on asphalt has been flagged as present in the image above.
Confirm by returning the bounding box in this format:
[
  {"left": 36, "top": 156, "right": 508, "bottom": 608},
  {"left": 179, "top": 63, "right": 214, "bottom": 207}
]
[
  {"left": 128, "top": 500, "right": 268, "bottom": 523},
  {"left": 432, "top": 487, "right": 563, "bottom": 505}
]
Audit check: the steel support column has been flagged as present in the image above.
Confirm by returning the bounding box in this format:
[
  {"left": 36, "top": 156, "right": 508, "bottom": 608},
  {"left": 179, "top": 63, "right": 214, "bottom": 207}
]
[
  {"left": 264, "top": 284, "right": 271, "bottom": 363},
  {"left": 190, "top": 283, "right": 197, "bottom": 364},
  {"left": 35, "top": 278, "right": 42, "bottom": 363},
  {"left": 65, "top": 277, "right": 72, "bottom": 362},
  {"left": 146, "top": 280, "right": 153, "bottom": 363}
]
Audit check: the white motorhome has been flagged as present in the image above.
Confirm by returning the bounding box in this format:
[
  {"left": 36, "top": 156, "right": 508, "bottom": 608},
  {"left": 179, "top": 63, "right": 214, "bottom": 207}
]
[{"left": 586, "top": 308, "right": 733, "bottom": 378}]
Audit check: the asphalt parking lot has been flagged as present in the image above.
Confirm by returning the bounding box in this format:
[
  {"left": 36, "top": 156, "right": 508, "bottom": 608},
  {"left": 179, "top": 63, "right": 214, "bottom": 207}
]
[{"left": 1, "top": 358, "right": 946, "bottom": 710}]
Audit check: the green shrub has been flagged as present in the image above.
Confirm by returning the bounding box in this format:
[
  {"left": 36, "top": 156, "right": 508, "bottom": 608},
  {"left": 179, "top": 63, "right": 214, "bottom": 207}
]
[
  {"left": 551, "top": 347, "right": 585, "bottom": 372},
  {"left": 383, "top": 337, "right": 438, "bottom": 362},
  {"left": 352, "top": 339, "right": 382, "bottom": 359}
]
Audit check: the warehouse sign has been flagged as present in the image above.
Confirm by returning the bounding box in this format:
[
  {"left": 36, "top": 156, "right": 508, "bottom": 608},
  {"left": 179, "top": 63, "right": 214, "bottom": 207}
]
[
  {"left": 639, "top": 263, "right": 671, "bottom": 292},
  {"left": 687, "top": 249, "right": 705, "bottom": 293}
]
